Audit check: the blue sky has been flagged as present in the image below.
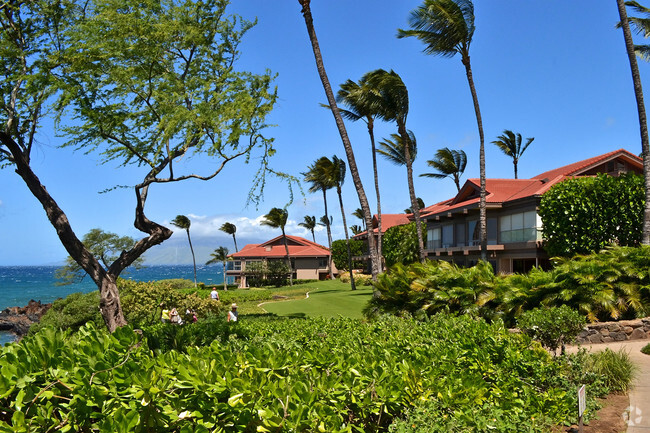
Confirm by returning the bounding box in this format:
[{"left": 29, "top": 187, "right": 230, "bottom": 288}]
[{"left": 1, "top": 0, "right": 647, "bottom": 265}]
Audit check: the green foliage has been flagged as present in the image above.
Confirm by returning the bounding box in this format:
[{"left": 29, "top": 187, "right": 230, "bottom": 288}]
[
  {"left": 331, "top": 239, "right": 364, "bottom": 271},
  {"left": 517, "top": 306, "right": 586, "bottom": 355},
  {"left": 539, "top": 173, "right": 644, "bottom": 257},
  {"left": 55, "top": 229, "right": 143, "bottom": 285},
  {"left": 242, "top": 261, "right": 290, "bottom": 287},
  {"left": 642, "top": 343, "right": 650, "bottom": 355},
  {"left": 584, "top": 349, "right": 637, "bottom": 393},
  {"left": 266, "top": 260, "right": 290, "bottom": 287},
  {"left": 31, "top": 292, "right": 103, "bottom": 334},
  {"left": 382, "top": 222, "right": 423, "bottom": 267},
  {"left": 0, "top": 315, "right": 606, "bottom": 431}
]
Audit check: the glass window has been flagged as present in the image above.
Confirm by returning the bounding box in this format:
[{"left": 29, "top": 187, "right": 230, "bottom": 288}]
[
  {"left": 456, "top": 223, "right": 466, "bottom": 247},
  {"left": 468, "top": 220, "right": 479, "bottom": 246},
  {"left": 427, "top": 227, "right": 441, "bottom": 249},
  {"left": 488, "top": 218, "right": 497, "bottom": 245},
  {"left": 442, "top": 224, "right": 454, "bottom": 247},
  {"left": 499, "top": 210, "right": 540, "bottom": 243}
]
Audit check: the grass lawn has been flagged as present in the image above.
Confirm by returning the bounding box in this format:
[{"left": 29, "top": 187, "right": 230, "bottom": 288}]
[{"left": 260, "top": 279, "right": 373, "bottom": 319}]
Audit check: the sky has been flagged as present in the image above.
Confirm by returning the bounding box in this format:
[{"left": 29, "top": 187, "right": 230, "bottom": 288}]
[{"left": 1, "top": 0, "right": 649, "bottom": 265}]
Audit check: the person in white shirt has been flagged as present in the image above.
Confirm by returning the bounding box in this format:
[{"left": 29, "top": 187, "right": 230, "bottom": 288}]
[
  {"left": 227, "top": 303, "right": 238, "bottom": 322},
  {"left": 211, "top": 287, "right": 219, "bottom": 301}
]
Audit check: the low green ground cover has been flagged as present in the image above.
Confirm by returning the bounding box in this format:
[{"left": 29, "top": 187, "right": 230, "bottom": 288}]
[{"left": 0, "top": 314, "right": 624, "bottom": 432}]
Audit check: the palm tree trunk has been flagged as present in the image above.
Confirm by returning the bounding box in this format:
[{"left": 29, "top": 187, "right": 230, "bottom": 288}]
[
  {"left": 222, "top": 259, "right": 227, "bottom": 290},
  {"left": 337, "top": 186, "right": 357, "bottom": 290},
  {"left": 322, "top": 189, "right": 334, "bottom": 279},
  {"left": 281, "top": 228, "right": 294, "bottom": 286},
  {"left": 399, "top": 125, "right": 426, "bottom": 262},
  {"left": 232, "top": 234, "right": 238, "bottom": 252},
  {"left": 462, "top": 55, "right": 488, "bottom": 261},
  {"left": 186, "top": 230, "right": 197, "bottom": 288},
  {"left": 311, "top": 229, "right": 315, "bottom": 243},
  {"left": 368, "top": 118, "right": 384, "bottom": 270},
  {"left": 299, "top": 0, "right": 380, "bottom": 281},
  {"left": 514, "top": 159, "right": 518, "bottom": 179},
  {"left": 617, "top": 0, "right": 650, "bottom": 245}
]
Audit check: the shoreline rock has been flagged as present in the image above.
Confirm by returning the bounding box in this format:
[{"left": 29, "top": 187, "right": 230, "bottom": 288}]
[{"left": 0, "top": 300, "right": 52, "bottom": 338}]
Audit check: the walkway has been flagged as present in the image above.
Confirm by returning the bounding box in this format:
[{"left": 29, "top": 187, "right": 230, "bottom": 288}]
[{"left": 568, "top": 340, "right": 650, "bottom": 432}]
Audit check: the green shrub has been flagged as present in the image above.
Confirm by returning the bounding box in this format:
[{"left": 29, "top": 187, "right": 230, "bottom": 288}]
[
  {"left": 331, "top": 239, "right": 364, "bottom": 271},
  {"left": 338, "top": 271, "right": 372, "bottom": 286},
  {"left": 31, "top": 291, "right": 103, "bottom": 334},
  {"left": 585, "top": 348, "right": 637, "bottom": 393},
  {"left": 642, "top": 343, "right": 650, "bottom": 355},
  {"left": 383, "top": 222, "right": 423, "bottom": 268},
  {"left": 517, "top": 305, "right": 586, "bottom": 355}
]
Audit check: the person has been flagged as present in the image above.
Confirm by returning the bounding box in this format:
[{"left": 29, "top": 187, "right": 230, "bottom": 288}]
[
  {"left": 161, "top": 306, "right": 170, "bottom": 323},
  {"left": 211, "top": 287, "right": 219, "bottom": 301},
  {"left": 170, "top": 307, "right": 183, "bottom": 325},
  {"left": 227, "top": 303, "right": 238, "bottom": 322}
]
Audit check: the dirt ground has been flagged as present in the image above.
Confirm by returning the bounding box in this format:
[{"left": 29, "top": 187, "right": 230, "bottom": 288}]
[{"left": 561, "top": 393, "right": 629, "bottom": 433}]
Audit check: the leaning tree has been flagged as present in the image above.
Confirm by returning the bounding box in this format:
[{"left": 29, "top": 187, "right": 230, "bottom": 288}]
[{"left": 0, "top": 0, "right": 280, "bottom": 332}]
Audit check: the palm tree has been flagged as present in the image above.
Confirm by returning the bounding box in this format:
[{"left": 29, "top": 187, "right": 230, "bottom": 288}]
[
  {"left": 171, "top": 215, "right": 197, "bottom": 288},
  {"left": 261, "top": 207, "right": 293, "bottom": 286},
  {"left": 206, "top": 246, "right": 230, "bottom": 290},
  {"left": 326, "top": 155, "right": 357, "bottom": 290},
  {"left": 491, "top": 130, "right": 534, "bottom": 179},
  {"left": 350, "top": 225, "right": 363, "bottom": 235},
  {"left": 616, "top": 0, "right": 650, "bottom": 245},
  {"left": 405, "top": 198, "right": 425, "bottom": 214},
  {"left": 298, "top": 0, "right": 380, "bottom": 281},
  {"left": 303, "top": 157, "right": 336, "bottom": 279},
  {"left": 398, "top": 0, "right": 488, "bottom": 260},
  {"left": 299, "top": 215, "right": 317, "bottom": 242},
  {"left": 420, "top": 147, "right": 467, "bottom": 192},
  {"left": 318, "top": 215, "right": 333, "bottom": 228},
  {"left": 367, "top": 69, "right": 426, "bottom": 262},
  {"left": 335, "top": 74, "right": 385, "bottom": 266},
  {"left": 378, "top": 131, "right": 418, "bottom": 166},
  {"left": 219, "top": 222, "right": 238, "bottom": 252},
  {"left": 352, "top": 208, "right": 366, "bottom": 230}
]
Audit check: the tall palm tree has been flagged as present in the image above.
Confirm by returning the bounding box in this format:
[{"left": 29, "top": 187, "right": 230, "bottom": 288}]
[
  {"left": 352, "top": 208, "right": 366, "bottom": 230},
  {"left": 616, "top": 0, "right": 650, "bottom": 245},
  {"left": 261, "top": 207, "right": 293, "bottom": 286},
  {"left": 398, "top": 0, "right": 488, "bottom": 260},
  {"left": 219, "top": 222, "right": 238, "bottom": 252},
  {"left": 318, "top": 215, "right": 333, "bottom": 228},
  {"left": 491, "top": 130, "right": 534, "bottom": 179},
  {"left": 206, "top": 246, "right": 229, "bottom": 290},
  {"left": 350, "top": 225, "right": 363, "bottom": 235},
  {"left": 326, "top": 155, "right": 357, "bottom": 290},
  {"left": 367, "top": 69, "right": 425, "bottom": 262},
  {"left": 171, "top": 215, "right": 197, "bottom": 288},
  {"left": 420, "top": 147, "right": 467, "bottom": 191},
  {"left": 405, "top": 198, "right": 426, "bottom": 214},
  {"left": 335, "top": 74, "right": 385, "bottom": 266},
  {"left": 299, "top": 215, "right": 317, "bottom": 242},
  {"left": 303, "top": 157, "right": 336, "bottom": 279},
  {"left": 298, "top": 0, "right": 380, "bottom": 281}
]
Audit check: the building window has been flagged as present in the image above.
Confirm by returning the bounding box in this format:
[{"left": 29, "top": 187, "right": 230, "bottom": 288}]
[
  {"left": 499, "top": 210, "right": 540, "bottom": 243},
  {"left": 442, "top": 224, "right": 454, "bottom": 248},
  {"left": 468, "top": 218, "right": 497, "bottom": 245},
  {"left": 427, "top": 227, "right": 441, "bottom": 249},
  {"left": 227, "top": 261, "right": 241, "bottom": 271},
  {"left": 318, "top": 257, "right": 328, "bottom": 268},
  {"left": 456, "top": 223, "right": 466, "bottom": 247}
]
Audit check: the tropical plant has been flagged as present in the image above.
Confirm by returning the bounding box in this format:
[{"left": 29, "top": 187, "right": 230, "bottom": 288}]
[
  {"left": 298, "top": 215, "right": 317, "bottom": 242},
  {"left": 378, "top": 131, "right": 418, "bottom": 166},
  {"left": 331, "top": 239, "right": 365, "bottom": 272},
  {"left": 404, "top": 198, "right": 425, "bottom": 214},
  {"left": 298, "top": 0, "right": 380, "bottom": 281},
  {"left": 491, "top": 130, "right": 534, "bottom": 179},
  {"left": 335, "top": 74, "right": 384, "bottom": 259},
  {"left": 206, "top": 246, "right": 230, "bottom": 290},
  {"left": 539, "top": 173, "right": 644, "bottom": 257},
  {"left": 585, "top": 348, "right": 638, "bottom": 393},
  {"left": 318, "top": 215, "right": 333, "bottom": 228},
  {"left": 350, "top": 225, "right": 363, "bottom": 235},
  {"left": 642, "top": 343, "right": 650, "bottom": 355},
  {"left": 219, "top": 222, "right": 238, "bottom": 252},
  {"left": 368, "top": 69, "right": 425, "bottom": 262},
  {"left": 420, "top": 147, "right": 467, "bottom": 191},
  {"left": 352, "top": 208, "right": 366, "bottom": 229},
  {"left": 382, "top": 222, "right": 423, "bottom": 268},
  {"left": 517, "top": 305, "right": 586, "bottom": 355},
  {"left": 0, "top": 0, "right": 278, "bottom": 332},
  {"left": 399, "top": 0, "right": 488, "bottom": 260},
  {"left": 171, "top": 215, "right": 197, "bottom": 288},
  {"left": 616, "top": 0, "right": 650, "bottom": 246},
  {"left": 304, "top": 158, "right": 336, "bottom": 279},
  {"left": 55, "top": 229, "right": 144, "bottom": 285},
  {"left": 261, "top": 207, "right": 293, "bottom": 286}
]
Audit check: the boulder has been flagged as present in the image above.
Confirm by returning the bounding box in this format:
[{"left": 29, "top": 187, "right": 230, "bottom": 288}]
[
  {"left": 630, "top": 328, "right": 648, "bottom": 340},
  {"left": 0, "top": 300, "right": 51, "bottom": 338}
]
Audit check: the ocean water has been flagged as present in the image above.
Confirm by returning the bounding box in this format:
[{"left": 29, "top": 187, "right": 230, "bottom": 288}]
[{"left": 0, "top": 264, "right": 227, "bottom": 344}]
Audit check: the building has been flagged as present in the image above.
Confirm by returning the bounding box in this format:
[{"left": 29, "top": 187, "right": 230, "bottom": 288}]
[
  {"left": 226, "top": 235, "right": 335, "bottom": 288},
  {"left": 421, "top": 149, "right": 643, "bottom": 273}
]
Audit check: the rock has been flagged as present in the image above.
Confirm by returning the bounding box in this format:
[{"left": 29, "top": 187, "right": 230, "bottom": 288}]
[
  {"left": 611, "top": 332, "right": 627, "bottom": 341},
  {"left": 608, "top": 324, "right": 621, "bottom": 332},
  {"left": 0, "top": 300, "right": 51, "bottom": 338},
  {"left": 630, "top": 328, "right": 648, "bottom": 340},
  {"left": 588, "top": 334, "right": 604, "bottom": 344},
  {"left": 602, "top": 336, "right": 614, "bottom": 343},
  {"left": 601, "top": 328, "right": 610, "bottom": 336},
  {"left": 622, "top": 326, "right": 634, "bottom": 334}
]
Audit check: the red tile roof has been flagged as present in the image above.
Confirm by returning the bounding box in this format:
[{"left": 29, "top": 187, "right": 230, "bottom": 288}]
[
  {"left": 229, "top": 235, "right": 330, "bottom": 259},
  {"left": 532, "top": 149, "right": 640, "bottom": 180},
  {"left": 353, "top": 214, "right": 412, "bottom": 238}
]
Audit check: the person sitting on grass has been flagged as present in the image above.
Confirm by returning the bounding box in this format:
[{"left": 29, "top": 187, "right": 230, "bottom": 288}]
[
  {"left": 227, "top": 303, "right": 238, "bottom": 322},
  {"left": 211, "top": 287, "right": 219, "bottom": 301}
]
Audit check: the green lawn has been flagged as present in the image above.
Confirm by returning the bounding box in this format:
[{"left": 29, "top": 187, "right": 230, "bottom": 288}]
[{"left": 259, "top": 279, "right": 373, "bottom": 319}]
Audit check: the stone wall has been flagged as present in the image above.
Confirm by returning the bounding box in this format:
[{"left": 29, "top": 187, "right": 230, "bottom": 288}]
[{"left": 576, "top": 318, "right": 650, "bottom": 344}]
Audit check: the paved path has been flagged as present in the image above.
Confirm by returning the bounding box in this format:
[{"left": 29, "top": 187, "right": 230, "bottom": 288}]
[{"left": 568, "top": 340, "right": 650, "bottom": 432}]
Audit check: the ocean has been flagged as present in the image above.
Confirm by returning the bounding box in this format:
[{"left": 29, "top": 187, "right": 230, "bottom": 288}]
[{"left": 0, "top": 264, "right": 227, "bottom": 344}]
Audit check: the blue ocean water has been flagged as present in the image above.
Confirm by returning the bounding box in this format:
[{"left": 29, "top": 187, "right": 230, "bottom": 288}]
[{"left": 0, "top": 264, "right": 226, "bottom": 344}]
